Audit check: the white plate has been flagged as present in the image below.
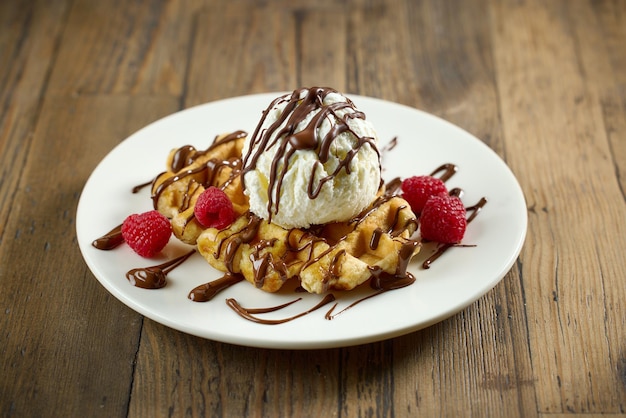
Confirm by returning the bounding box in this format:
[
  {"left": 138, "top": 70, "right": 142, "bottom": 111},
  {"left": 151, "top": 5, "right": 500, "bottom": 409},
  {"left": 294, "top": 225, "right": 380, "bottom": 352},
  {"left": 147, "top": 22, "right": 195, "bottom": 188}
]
[{"left": 76, "top": 92, "right": 527, "bottom": 349}]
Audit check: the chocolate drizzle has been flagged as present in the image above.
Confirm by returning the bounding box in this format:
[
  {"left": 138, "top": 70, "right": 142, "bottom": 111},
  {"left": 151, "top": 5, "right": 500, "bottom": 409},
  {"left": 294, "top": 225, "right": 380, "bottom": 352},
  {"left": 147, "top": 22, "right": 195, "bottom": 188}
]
[
  {"left": 325, "top": 293, "right": 381, "bottom": 320},
  {"left": 92, "top": 224, "right": 124, "bottom": 250},
  {"left": 125, "top": 250, "right": 195, "bottom": 289},
  {"left": 241, "top": 87, "right": 381, "bottom": 222},
  {"left": 371, "top": 240, "right": 419, "bottom": 290},
  {"left": 226, "top": 294, "right": 336, "bottom": 325},
  {"left": 380, "top": 136, "right": 398, "bottom": 154},
  {"left": 189, "top": 273, "right": 244, "bottom": 302},
  {"left": 430, "top": 163, "right": 457, "bottom": 182},
  {"left": 207, "top": 173, "right": 421, "bottom": 296},
  {"left": 132, "top": 180, "right": 153, "bottom": 194}
]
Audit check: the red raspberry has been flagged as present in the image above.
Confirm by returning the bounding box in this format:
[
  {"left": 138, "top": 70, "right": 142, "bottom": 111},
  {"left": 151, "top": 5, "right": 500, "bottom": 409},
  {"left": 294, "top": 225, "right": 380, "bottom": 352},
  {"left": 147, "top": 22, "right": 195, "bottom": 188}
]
[
  {"left": 401, "top": 175, "right": 448, "bottom": 213},
  {"left": 121, "top": 210, "right": 172, "bottom": 257},
  {"left": 420, "top": 194, "right": 467, "bottom": 243},
  {"left": 194, "top": 187, "right": 235, "bottom": 229}
]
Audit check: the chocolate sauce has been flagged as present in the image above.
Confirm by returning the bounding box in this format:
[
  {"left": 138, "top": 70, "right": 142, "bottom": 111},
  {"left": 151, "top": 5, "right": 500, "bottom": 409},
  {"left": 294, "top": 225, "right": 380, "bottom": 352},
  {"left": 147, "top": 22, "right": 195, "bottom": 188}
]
[
  {"left": 380, "top": 136, "right": 398, "bottom": 154},
  {"left": 132, "top": 179, "right": 154, "bottom": 194},
  {"left": 371, "top": 240, "right": 419, "bottom": 290},
  {"left": 385, "top": 177, "right": 403, "bottom": 195},
  {"left": 125, "top": 250, "right": 195, "bottom": 289},
  {"left": 188, "top": 273, "right": 244, "bottom": 302},
  {"left": 326, "top": 240, "right": 417, "bottom": 320},
  {"left": 231, "top": 298, "right": 302, "bottom": 314},
  {"left": 325, "top": 292, "right": 382, "bottom": 320},
  {"left": 170, "top": 145, "right": 198, "bottom": 172},
  {"left": 215, "top": 213, "right": 262, "bottom": 272},
  {"left": 430, "top": 163, "right": 458, "bottom": 182},
  {"left": 170, "top": 131, "right": 247, "bottom": 172},
  {"left": 370, "top": 228, "right": 383, "bottom": 250},
  {"left": 92, "top": 224, "right": 124, "bottom": 250},
  {"left": 466, "top": 197, "right": 488, "bottom": 223},
  {"left": 226, "top": 294, "right": 336, "bottom": 325},
  {"left": 152, "top": 157, "right": 241, "bottom": 209}
]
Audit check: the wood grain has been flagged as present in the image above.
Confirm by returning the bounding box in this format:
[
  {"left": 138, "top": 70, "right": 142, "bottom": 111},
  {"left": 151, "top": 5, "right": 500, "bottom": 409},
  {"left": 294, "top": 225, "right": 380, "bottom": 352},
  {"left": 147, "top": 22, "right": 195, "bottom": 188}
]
[
  {"left": 0, "top": 0, "right": 70, "bottom": 242},
  {"left": 184, "top": 2, "right": 298, "bottom": 106},
  {"left": 491, "top": 0, "right": 626, "bottom": 413},
  {"left": 1, "top": 0, "right": 625, "bottom": 416},
  {"left": 0, "top": 93, "right": 179, "bottom": 416}
]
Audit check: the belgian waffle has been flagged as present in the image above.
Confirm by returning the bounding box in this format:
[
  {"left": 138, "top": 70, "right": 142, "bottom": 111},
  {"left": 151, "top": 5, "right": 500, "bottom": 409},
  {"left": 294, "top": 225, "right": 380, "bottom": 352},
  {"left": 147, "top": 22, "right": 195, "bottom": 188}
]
[
  {"left": 151, "top": 131, "right": 248, "bottom": 244},
  {"left": 153, "top": 131, "right": 420, "bottom": 294},
  {"left": 196, "top": 192, "right": 419, "bottom": 294}
]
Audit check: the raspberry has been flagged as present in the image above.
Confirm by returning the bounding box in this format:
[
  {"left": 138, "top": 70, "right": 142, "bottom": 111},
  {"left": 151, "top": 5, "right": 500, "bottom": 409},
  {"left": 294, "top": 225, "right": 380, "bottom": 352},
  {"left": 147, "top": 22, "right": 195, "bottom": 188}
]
[
  {"left": 194, "top": 187, "right": 235, "bottom": 229},
  {"left": 401, "top": 175, "right": 448, "bottom": 213},
  {"left": 420, "top": 194, "right": 467, "bottom": 243},
  {"left": 121, "top": 210, "right": 172, "bottom": 257}
]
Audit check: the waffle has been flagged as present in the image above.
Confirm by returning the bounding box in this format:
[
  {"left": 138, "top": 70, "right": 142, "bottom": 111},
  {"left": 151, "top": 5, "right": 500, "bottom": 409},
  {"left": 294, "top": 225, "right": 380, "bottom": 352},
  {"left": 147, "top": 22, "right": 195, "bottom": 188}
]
[
  {"left": 152, "top": 131, "right": 420, "bottom": 294},
  {"left": 196, "top": 192, "right": 420, "bottom": 294},
  {"left": 151, "top": 131, "right": 249, "bottom": 245}
]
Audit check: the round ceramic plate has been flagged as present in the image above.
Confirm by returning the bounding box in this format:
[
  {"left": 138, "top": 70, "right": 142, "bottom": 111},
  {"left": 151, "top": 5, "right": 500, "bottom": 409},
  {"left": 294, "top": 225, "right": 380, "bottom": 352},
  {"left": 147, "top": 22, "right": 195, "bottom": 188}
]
[{"left": 76, "top": 92, "right": 527, "bottom": 349}]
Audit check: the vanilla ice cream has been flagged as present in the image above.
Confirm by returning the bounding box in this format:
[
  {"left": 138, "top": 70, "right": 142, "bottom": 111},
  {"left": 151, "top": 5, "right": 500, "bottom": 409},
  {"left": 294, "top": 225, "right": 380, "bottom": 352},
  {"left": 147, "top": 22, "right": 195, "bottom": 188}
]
[{"left": 241, "top": 87, "right": 382, "bottom": 229}]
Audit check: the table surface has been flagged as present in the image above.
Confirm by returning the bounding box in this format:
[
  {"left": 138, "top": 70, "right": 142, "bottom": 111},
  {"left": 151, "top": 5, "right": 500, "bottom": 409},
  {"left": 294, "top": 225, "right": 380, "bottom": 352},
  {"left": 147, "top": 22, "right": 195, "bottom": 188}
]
[{"left": 1, "top": 0, "right": 625, "bottom": 416}]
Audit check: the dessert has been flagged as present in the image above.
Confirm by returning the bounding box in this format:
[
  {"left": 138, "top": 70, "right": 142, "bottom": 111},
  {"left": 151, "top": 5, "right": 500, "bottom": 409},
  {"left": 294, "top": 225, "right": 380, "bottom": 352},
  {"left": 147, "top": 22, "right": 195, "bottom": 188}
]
[
  {"left": 146, "top": 87, "right": 421, "bottom": 294},
  {"left": 92, "top": 87, "right": 487, "bottom": 322},
  {"left": 187, "top": 87, "right": 419, "bottom": 294}
]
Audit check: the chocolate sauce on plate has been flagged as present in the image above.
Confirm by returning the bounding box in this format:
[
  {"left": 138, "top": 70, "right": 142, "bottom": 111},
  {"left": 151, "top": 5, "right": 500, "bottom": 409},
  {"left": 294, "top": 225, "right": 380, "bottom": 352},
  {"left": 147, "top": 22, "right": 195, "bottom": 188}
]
[
  {"left": 92, "top": 224, "right": 124, "bottom": 250},
  {"left": 125, "top": 250, "right": 195, "bottom": 289},
  {"left": 189, "top": 273, "right": 244, "bottom": 302},
  {"left": 226, "top": 294, "right": 336, "bottom": 325}
]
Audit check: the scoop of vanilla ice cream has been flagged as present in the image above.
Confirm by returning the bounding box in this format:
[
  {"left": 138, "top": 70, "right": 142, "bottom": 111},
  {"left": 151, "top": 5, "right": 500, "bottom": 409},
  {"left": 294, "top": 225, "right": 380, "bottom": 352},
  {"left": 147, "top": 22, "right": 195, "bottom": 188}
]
[{"left": 241, "top": 87, "right": 382, "bottom": 229}]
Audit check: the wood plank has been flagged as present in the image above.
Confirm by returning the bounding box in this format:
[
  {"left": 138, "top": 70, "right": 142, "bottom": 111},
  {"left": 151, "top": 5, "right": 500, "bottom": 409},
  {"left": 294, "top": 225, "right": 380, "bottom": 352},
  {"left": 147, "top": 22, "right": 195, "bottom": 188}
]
[
  {"left": 339, "top": 340, "right": 395, "bottom": 416},
  {"left": 490, "top": 0, "right": 626, "bottom": 412},
  {"left": 126, "top": 3, "right": 339, "bottom": 416},
  {"left": 540, "top": 414, "right": 626, "bottom": 418},
  {"left": 574, "top": 2, "right": 626, "bottom": 412},
  {"left": 345, "top": 0, "right": 506, "bottom": 161},
  {"left": 46, "top": 0, "right": 195, "bottom": 96},
  {"left": 340, "top": 0, "right": 536, "bottom": 416},
  {"left": 184, "top": 2, "right": 297, "bottom": 106},
  {"left": 570, "top": 0, "right": 626, "bottom": 197},
  {"left": 129, "top": 319, "right": 341, "bottom": 417},
  {"left": 344, "top": 0, "right": 418, "bottom": 105},
  {"left": 0, "top": 0, "right": 70, "bottom": 242},
  {"left": 0, "top": 95, "right": 179, "bottom": 417},
  {"left": 390, "top": 273, "right": 539, "bottom": 417},
  {"left": 298, "top": 7, "right": 348, "bottom": 91}
]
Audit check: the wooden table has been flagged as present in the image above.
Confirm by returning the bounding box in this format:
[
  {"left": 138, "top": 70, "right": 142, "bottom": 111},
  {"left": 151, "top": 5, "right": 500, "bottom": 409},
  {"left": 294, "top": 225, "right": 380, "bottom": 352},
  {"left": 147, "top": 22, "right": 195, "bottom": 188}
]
[{"left": 2, "top": 0, "right": 625, "bottom": 416}]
